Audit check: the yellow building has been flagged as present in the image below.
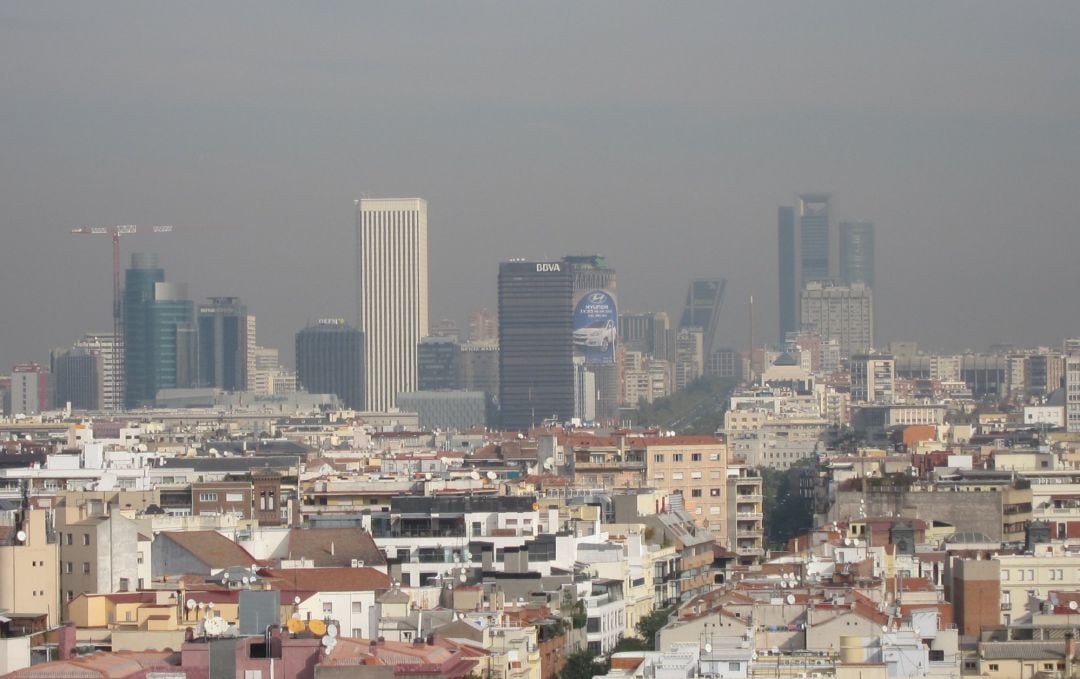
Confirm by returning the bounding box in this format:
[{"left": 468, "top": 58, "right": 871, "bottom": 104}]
[{"left": 0, "top": 509, "right": 60, "bottom": 627}]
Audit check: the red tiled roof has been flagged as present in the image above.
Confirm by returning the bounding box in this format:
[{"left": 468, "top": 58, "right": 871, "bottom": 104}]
[
  {"left": 261, "top": 567, "right": 390, "bottom": 593},
  {"left": 159, "top": 531, "right": 258, "bottom": 569}
]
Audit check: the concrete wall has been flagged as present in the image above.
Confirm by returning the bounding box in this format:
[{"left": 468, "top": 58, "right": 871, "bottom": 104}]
[
  {"left": 152, "top": 534, "right": 211, "bottom": 577},
  {"left": 830, "top": 489, "right": 1002, "bottom": 540}
]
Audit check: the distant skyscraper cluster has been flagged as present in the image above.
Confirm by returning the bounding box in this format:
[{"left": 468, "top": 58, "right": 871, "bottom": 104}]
[{"left": 777, "top": 193, "right": 876, "bottom": 357}]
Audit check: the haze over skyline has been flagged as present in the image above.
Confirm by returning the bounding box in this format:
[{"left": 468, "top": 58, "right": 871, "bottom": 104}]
[{"left": 3, "top": 2, "right": 1080, "bottom": 370}]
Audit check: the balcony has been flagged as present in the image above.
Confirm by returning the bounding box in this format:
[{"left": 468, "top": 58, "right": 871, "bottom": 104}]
[
  {"left": 736, "top": 545, "right": 764, "bottom": 556},
  {"left": 736, "top": 511, "right": 763, "bottom": 520},
  {"left": 736, "top": 494, "right": 762, "bottom": 502},
  {"left": 736, "top": 526, "right": 761, "bottom": 537}
]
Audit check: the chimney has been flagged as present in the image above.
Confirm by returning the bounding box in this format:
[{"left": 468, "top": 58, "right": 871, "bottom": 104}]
[{"left": 1067, "top": 632, "right": 1076, "bottom": 679}]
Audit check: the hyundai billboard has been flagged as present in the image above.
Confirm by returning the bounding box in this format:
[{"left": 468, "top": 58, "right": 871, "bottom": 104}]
[{"left": 573, "top": 289, "right": 617, "bottom": 364}]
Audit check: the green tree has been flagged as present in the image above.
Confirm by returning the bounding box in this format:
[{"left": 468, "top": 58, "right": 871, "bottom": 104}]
[
  {"left": 762, "top": 458, "right": 816, "bottom": 549},
  {"left": 558, "top": 649, "right": 608, "bottom": 679},
  {"left": 635, "top": 605, "right": 675, "bottom": 650}
]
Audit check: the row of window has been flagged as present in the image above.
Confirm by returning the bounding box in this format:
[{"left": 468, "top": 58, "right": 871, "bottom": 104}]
[
  {"left": 1001, "top": 568, "right": 1073, "bottom": 581},
  {"left": 64, "top": 533, "right": 91, "bottom": 546},
  {"left": 652, "top": 452, "right": 722, "bottom": 463},
  {"left": 654, "top": 471, "right": 723, "bottom": 481}
]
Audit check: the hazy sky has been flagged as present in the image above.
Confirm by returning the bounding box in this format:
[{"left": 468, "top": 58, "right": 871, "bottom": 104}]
[{"left": 3, "top": 2, "right": 1080, "bottom": 370}]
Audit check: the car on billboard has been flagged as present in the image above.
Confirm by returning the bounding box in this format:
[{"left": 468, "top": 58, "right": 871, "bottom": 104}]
[{"left": 573, "top": 318, "right": 616, "bottom": 350}]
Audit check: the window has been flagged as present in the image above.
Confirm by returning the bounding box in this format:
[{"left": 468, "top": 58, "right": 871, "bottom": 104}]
[
  {"left": 989, "top": 664, "right": 999, "bottom": 672},
  {"left": 323, "top": 601, "right": 333, "bottom": 614},
  {"left": 1001, "top": 570, "right": 1010, "bottom": 581},
  {"left": 672, "top": 473, "right": 683, "bottom": 480},
  {"left": 691, "top": 489, "right": 702, "bottom": 497},
  {"left": 653, "top": 474, "right": 664, "bottom": 480},
  {"left": 729, "top": 663, "right": 741, "bottom": 671},
  {"left": 64, "top": 562, "right": 72, "bottom": 574},
  {"left": 119, "top": 578, "right": 130, "bottom": 592},
  {"left": 199, "top": 493, "right": 218, "bottom": 502},
  {"left": 709, "top": 453, "right": 721, "bottom": 461},
  {"left": 225, "top": 493, "right": 244, "bottom": 502},
  {"left": 66, "top": 533, "right": 72, "bottom": 546},
  {"left": 691, "top": 453, "right": 702, "bottom": 462},
  {"left": 710, "top": 488, "right": 721, "bottom": 497},
  {"left": 352, "top": 602, "right": 363, "bottom": 614},
  {"left": 83, "top": 562, "right": 91, "bottom": 574},
  {"left": 67, "top": 591, "right": 74, "bottom": 602},
  {"left": 930, "top": 650, "right": 945, "bottom": 662},
  {"left": 691, "top": 471, "right": 702, "bottom": 479},
  {"left": 672, "top": 454, "right": 684, "bottom": 463},
  {"left": 653, "top": 454, "right": 664, "bottom": 463},
  {"left": 82, "top": 534, "right": 91, "bottom": 546},
  {"left": 352, "top": 628, "right": 362, "bottom": 637},
  {"left": 244, "top": 671, "right": 263, "bottom": 679}
]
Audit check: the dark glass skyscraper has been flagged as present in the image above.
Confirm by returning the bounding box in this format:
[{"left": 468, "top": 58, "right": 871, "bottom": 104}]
[
  {"left": 123, "top": 253, "right": 195, "bottom": 408},
  {"left": 777, "top": 206, "right": 797, "bottom": 342},
  {"left": 840, "top": 221, "right": 875, "bottom": 289},
  {"left": 198, "top": 297, "right": 249, "bottom": 391},
  {"left": 498, "top": 260, "right": 574, "bottom": 431},
  {"left": 417, "top": 336, "right": 460, "bottom": 390},
  {"left": 295, "top": 319, "right": 364, "bottom": 410},
  {"left": 798, "top": 193, "right": 832, "bottom": 286},
  {"left": 678, "top": 278, "right": 726, "bottom": 360}
]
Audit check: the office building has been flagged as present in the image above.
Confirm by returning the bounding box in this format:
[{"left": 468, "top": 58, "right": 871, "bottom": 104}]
[
  {"left": 10, "top": 363, "right": 50, "bottom": 415},
  {"left": 355, "top": 197, "right": 428, "bottom": 412},
  {"left": 467, "top": 307, "right": 498, "bottom": 343},
  {"left": 245, "top": 315, "right": 258, "bottom": 392},
  {"left": 122, "top": 254, "right": 196, "bottom": 408},
  {"left": 619, "top": 311, "right": 671, "bottom": 361},
  {"left": 417, "top": 336, "right": 460, "bottom": 390},
  {"left": 1067, "top": 354, "right": 1080, "bottom": 433},
  {"left": 74, "top": 333, "right": 122, "bottom": 411},
  {"left": 459, "top": 342, "right": 499, "bottom": 400},
  {"left": 295, "top": 319, "right": 364, "bottom": 410},
  {"left": 674, "top": 328, "right": 704, "bottom": 391},
  {"left": 678, "top": 278, "right": 726, "bottom": 360},
  {"left": 798, "top": 193, "right": 832, "bottom": 286},
  {"left": 397, "top": 390, "right": 486, "bottom": 431},
  {"left": 800, "top": 282, "right": 874, "bottom": 360},
  {"left": 498, "top": 260, "right": 574, "bottom": 430},
  {"left": 839, "top": 221, "right": 875, "bottom": 289},
  {"left": 197, "top": 297, "right": 249, "bottom": 392},
  {"left": 568, "top": 255, "right": 619, "bottom": 420},
  {"left": 777, "top": 206, "right": 798, "bottom": 343},
  {"left": 51, "top": 348, "right": 102, "bottom": 411},
  {"left": 851, "top": 354, "right": 895, "bottom": 404}
]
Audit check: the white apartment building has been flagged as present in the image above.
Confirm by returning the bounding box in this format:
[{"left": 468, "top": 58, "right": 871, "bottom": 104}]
[{"left": 799, "top": 282, "right": 874, "bottom": 359}]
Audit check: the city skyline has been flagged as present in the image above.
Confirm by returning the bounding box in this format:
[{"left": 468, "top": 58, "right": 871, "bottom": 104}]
[{"left": 4, "top": 3, "right": 1080, "bottom": 370}]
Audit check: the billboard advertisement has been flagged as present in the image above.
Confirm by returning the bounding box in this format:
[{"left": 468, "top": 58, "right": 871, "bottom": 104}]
[{"left": 573, "top": 289, "right": 617, "bottom": 364}]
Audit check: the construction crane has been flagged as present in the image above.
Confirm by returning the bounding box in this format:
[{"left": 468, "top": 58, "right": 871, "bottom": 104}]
[{"left": 70, "top": 224, "right": 175, "bottom": 410}]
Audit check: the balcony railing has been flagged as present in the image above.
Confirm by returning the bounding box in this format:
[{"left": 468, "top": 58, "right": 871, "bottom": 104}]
[{"left": 736, "top": 512, "right": 763, "bottom": 519}]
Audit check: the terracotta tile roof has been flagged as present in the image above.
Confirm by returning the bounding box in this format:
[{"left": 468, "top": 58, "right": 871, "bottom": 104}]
[
  {"left": 4, "top": 650, "right": 180, "bottom": 678},
  {"left": 285, "top": 527, "right": 387, "bottom": 568},
  {"left": 159, "top": 531, "right": 257, "bottom": 569},
  {"left": 261, "top": 567, "right": 390, "bottom": 593}
]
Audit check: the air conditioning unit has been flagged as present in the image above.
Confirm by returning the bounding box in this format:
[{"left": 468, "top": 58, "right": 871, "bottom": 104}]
[{"left": 351, "top": 559, "right": 365, "bottom": 568}]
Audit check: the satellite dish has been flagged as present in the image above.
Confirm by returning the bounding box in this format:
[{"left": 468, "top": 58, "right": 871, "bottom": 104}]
[
  {"left": 294, "top": 596, "right": 302, "bottom": 605},
  {"left": 15, "top": 531, "right": 26, "bottom": 543},
  {"left": 321, "top": 635, "right": 334, "bottom": 647},
  {"left": 287, "top": 618, "right": 305, "bottom": 633},
  {"left": 460, "top": 573, "right": 467, "bottom": 582},
  {"left": 207, "top": 602, "right": 215, "bottom": 609},
  {"left": 469, "top": 471, "right": 480, "bottom": 481},
  {"left": 424, "top": 472, "right": 432, "bottom": 480},
  {"left": 786, "top": 594, "right": 796, "bottom": 605},
  {"left": 881, "top": 625, "right": 889, "bottom": 633},
  {"left": 1070, "top": 601, "right": 1078, "bottom": 611},
  {"left": 543, "top": 458, "right": 554, "bottom": 470},
  {"left": 198, "top": 602, "right": 207, "bottom": 609},
  {"left": 186, "top": 599, "right": 197, "bottom": 610},
  {"left": 309, "top": 619, "right": 327, "bottom": 636},
  {"left": 486, "top": 471, "right": 497, "bottom": 480},
  {"left": 704, "top": 643, "right": 713, "bottom": 653},
  {"left": 327, "top": 623, "right": 339, "bottom": 638},
  {"left": 242, "top": 576, "right": 250, "bottom": 585}
]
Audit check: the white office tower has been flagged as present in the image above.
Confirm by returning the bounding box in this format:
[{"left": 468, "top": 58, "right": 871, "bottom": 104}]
[{"left": 356, "top": 197, "right": 429, "bottom": 411}]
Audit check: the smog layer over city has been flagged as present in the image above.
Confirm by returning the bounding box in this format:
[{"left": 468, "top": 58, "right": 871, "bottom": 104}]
[{"left": 1, "top": 4, "right": 1079, "bottom": 679}]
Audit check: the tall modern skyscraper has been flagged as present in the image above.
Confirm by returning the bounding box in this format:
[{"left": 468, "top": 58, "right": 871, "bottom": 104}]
[
  {"left": 51, "top": 347, "right": 102, "bottom": 411},
  {"left": 798, "top": 194, "right": 832, "bottom": 287},
  {"left": 295, "top": 319, "right": 365, "bottom": 410},
  {"left": 123, "top": 253, "right": 196, "bottom": 408},
  {"left": 498, "top": 260, "right": 574, "bottom": 431},
  {"left": 839, "top": 221, "right": 875, "bottom": 289},
  {"left": 355, "top": 198, "right": 428, "bottom": 412},
  {"left": 678, "top": 278, "right": 726, "bottom": 360},
  {"left": 197, "top": 296, "right": 249, "bottom": 391},
  {"left": 777, "top": 206, "right": 798, "bottom": 343}
]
